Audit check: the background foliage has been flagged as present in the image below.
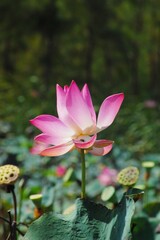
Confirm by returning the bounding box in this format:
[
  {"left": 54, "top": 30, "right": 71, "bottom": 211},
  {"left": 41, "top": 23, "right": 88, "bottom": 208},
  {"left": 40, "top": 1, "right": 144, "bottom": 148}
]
[{"left": 0, "top": 0, "right": 160, "bottom": 133}]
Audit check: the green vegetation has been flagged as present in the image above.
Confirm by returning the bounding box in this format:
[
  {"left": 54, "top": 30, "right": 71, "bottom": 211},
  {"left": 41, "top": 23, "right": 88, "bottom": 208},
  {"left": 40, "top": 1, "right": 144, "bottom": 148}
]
[{"left": 0, "top": 0, "right": 160, "bottom": 133}]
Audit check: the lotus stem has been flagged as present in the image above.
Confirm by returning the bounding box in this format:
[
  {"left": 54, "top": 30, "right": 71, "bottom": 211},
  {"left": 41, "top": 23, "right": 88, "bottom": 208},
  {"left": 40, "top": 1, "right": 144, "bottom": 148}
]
[
  {"left": 80, "top": 149, "right": 86, "bottom": 199},
  {"left": 10, "top": 186, "right": 17, "bottom": 223}
]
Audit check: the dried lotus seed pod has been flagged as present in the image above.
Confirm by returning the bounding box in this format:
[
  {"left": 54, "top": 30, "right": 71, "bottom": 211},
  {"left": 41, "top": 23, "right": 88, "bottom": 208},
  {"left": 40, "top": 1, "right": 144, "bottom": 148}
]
[
  {"left": 117, "top": 166, "right": 139, "bottom": 186},
  {"left": 0, "top": 165, "right": 20, "bottom": 185}
]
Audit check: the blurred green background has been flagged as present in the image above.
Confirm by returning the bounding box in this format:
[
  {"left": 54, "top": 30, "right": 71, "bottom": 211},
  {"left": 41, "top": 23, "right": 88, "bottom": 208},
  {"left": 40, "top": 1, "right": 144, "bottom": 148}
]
[
  {"left": 0, "top": 0, "right": 160, "bottom": 135},
  {"left": 0, "top": 1, "right": 160, "bottom": 239}
]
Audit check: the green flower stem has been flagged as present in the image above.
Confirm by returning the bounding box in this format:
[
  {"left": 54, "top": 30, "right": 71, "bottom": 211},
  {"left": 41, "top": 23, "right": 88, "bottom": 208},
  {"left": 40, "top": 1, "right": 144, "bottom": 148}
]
[
  {"left": 80, "top": 149, "right": 86, "bottom": 199},
  {"left": 10, "top": 186, "right": 17, "bottom": 223},
  {"left": 7, "top": 185, "right": 17, "bottom": 240}
]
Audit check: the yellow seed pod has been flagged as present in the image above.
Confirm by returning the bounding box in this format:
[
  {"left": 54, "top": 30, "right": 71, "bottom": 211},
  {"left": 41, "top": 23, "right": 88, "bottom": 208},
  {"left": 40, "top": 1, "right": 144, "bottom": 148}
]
[
  {"left": 117, "top": 166, "right": 139, "bottom": 186},
  {"left": 0, "top": 164, "right": 20, "bottom": 185}
]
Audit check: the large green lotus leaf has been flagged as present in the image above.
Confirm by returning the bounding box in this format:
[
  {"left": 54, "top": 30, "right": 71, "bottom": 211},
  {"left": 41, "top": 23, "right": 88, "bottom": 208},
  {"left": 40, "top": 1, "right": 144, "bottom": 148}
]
[
  {"left": 143, "top": 202, "right": 160, "bottom": 217},
  {"left": 132, "top": 216, "right": 160, "bottom": 240},
  {"left": 24, "top": 194, "right": 135, "bottom": 240}
]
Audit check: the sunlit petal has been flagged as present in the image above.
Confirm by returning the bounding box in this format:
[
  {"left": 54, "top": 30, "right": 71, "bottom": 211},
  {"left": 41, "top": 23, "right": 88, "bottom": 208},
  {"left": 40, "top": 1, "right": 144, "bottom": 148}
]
[
  {"left": 93, "top": 139, "right": 114, "bottom": 148},
  {"left": 30, "top": 114, "right": 75, "bottom": 137},
  {"left": 97, "top": 93, "right": 124, "bottom": 131},
  {"left": 34, "top": 133, "right": 71, "bottom": 145},
  {"left": 56, "top": 84, "right": 67, "bottom": 120},
  {"left": 81, "top": 84, "right": 96, "bottom": 123},
  {"left": 66, "top": 81, "right": 94, "bottom": 131},
  {"left": 56, "top": 84, "right": 81, "bottom": 133},
  {"left": 89, "top": 142, "right": 113, "bottom": 156},
  {"left": 30, "top": 142, "right": 48, "bottom": 155},
  {"left": 40, "top": 142, "right": 74, "bottom": 156}
]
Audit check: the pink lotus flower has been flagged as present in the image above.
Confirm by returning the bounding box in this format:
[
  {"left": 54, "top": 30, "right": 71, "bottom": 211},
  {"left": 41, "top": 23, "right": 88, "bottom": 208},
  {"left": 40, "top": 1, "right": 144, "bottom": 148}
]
[
  {"left": 98, "top": 167, "right": 118, "bottom": 186},
  {"left": 144, "top": 99, "right": 157, "bottom": 109},
  {"left": 55, "top": 165, "right": 67, "bottom": 177},
  {"left": 30, "top": 81, "right": 124, "bottom": 156}
]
